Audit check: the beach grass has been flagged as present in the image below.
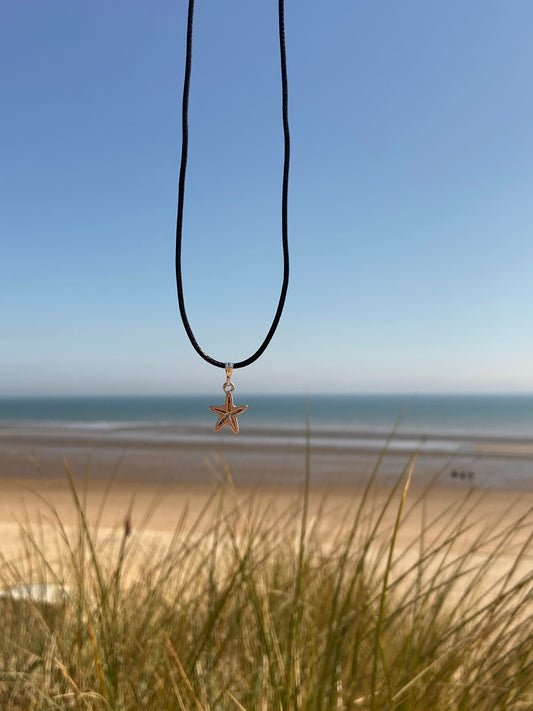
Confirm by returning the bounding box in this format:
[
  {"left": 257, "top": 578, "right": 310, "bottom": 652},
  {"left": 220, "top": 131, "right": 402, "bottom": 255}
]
[{"left": 1, "top": 456, "right": 533, "bottom": 710}]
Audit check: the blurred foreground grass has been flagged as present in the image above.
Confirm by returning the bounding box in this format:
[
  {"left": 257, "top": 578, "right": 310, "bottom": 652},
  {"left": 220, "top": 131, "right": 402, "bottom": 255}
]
[{"left": 1, "top": 453, "right": 533, "bottom": 711}]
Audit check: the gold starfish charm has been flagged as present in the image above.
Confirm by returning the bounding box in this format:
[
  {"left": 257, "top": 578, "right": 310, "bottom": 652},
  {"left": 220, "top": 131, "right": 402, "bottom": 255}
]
[{"left": 209, "top": 366, "right": 248, "bottom": 434}]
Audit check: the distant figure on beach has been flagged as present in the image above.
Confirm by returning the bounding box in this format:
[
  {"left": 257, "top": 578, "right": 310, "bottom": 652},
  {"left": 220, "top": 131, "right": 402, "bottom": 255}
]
[{"left": 451, "top": 469, "right": 475, "bottom": 481}]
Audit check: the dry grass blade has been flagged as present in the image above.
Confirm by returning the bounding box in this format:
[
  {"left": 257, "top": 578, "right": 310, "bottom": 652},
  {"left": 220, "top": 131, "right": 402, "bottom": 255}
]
[{"left": 165, "top": 636, "right": 206, "bottom": 711}]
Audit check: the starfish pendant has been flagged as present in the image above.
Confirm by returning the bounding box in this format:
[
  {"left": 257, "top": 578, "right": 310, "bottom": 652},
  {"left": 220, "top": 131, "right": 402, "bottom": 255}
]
[{"left": 209, "top": 390, "right": 248, "bottom": 433}]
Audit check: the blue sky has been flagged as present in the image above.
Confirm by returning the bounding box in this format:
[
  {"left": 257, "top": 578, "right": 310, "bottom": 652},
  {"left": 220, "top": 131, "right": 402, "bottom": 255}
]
[{"left": 2, "top": 1, "right": 533, "bottom": 396}]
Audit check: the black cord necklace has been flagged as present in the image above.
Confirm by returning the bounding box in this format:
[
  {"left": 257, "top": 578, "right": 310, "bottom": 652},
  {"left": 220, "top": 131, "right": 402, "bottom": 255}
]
[{"left": 175, "top": 0, "right": 290, "bottom": 433}]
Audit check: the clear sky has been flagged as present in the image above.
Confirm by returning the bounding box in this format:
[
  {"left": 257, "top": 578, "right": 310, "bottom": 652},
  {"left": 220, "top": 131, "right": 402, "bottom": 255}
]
[{"left": 2, "top": 1, "right": 533, "bottom": 396}]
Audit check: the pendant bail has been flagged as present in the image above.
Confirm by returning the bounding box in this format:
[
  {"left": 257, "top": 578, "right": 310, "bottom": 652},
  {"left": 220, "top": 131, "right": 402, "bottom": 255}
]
[{"left": 225, "top": 362, "right": 233, "bottom": 385}]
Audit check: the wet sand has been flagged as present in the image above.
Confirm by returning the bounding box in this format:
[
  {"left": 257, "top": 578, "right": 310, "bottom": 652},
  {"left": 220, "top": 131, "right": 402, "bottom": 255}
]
[{"left": 2, "top": 421, "right": 533, "bottom": 489}]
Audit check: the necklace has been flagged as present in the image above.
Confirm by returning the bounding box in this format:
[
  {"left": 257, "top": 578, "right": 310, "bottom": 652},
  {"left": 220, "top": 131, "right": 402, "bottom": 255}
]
[{"left": 175, "top": 0, "right": 290, "bottom": 433}]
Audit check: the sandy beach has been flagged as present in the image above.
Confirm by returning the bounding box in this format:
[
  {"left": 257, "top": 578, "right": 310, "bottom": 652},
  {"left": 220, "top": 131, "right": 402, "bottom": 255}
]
[
  {"left": 1, "top": 419, "right": 533, "bottom": 526},
  {"left": 2, "top": 424, "right": 533, "bottom": 587},
  {"left": 2, "top": 473, "right": 533, "bottom": 550}
]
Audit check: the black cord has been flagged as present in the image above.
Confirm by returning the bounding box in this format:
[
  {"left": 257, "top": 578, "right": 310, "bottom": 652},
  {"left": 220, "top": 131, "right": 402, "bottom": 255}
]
[{"left": 175, "top": 0, "right": 290, "bottom": 370}]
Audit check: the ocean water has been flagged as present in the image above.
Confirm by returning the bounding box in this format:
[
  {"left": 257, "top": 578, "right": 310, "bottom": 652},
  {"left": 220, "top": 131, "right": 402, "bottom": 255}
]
[{"left": 1, "top": 394, "right": 533, "bottom": 437}]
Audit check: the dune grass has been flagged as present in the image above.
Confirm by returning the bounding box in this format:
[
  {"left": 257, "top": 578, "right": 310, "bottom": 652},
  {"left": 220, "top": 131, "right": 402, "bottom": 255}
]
[{"left": 1, "top": 453, "right": 533, "bottom": 710}]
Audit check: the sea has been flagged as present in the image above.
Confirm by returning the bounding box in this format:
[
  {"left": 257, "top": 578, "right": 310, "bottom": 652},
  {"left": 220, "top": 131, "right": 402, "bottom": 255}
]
[
  {"left": 1, "top": 393, "right": 533, "bottom": 435},
  {"left": 1, "top": 394, "right": 533, "bottom": 488}
]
